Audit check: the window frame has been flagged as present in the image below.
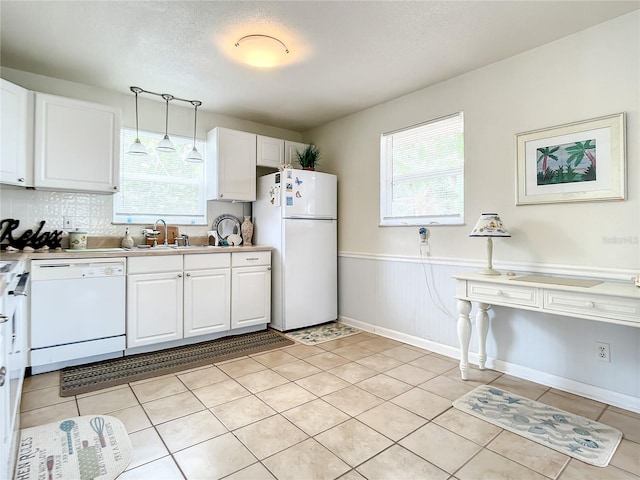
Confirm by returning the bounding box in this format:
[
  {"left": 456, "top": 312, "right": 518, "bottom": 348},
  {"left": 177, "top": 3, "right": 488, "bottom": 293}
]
[
  {"left": 379, "top": 111, "right": 464, "bottom": 227},
  {"left": 113, "top": 127, "right": 207, "bottom": 226}
]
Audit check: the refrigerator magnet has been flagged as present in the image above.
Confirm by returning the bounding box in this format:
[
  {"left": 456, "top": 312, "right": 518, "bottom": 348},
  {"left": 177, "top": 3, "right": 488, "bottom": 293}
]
[
  {"left": 286, "top": 183, "right": 293, "bottom": 191},
  {"left": 296, "top": 191, "right": 302, "bottom": 198},
  {"left": 295, "top": 176, "right": 303, "bottom": 185},
  {"left": 286, "top": 196, "right": 293, "bottom": 206}
]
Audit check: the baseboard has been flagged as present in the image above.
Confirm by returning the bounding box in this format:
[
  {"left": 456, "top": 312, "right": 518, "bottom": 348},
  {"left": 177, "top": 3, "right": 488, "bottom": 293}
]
[{"left": 339, "top": 315, "right": 640, "bottom": 414}]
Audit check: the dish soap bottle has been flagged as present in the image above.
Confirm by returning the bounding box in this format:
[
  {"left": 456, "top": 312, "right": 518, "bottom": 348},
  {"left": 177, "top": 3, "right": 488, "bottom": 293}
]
[{"left": 121, "top": 227, "right": 134, "bottom": 249}]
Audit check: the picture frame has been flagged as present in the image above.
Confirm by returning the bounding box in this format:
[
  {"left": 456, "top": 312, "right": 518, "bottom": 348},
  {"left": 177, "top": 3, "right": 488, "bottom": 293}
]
[{"left": 515, "top": 113, "right": 626, "bottom": 205}]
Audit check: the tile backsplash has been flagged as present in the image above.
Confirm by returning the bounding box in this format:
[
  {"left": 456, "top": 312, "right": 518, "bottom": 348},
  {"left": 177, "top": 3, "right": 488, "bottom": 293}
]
[{"left": 0, "top": 186, "right": 249, "bottom": 238}]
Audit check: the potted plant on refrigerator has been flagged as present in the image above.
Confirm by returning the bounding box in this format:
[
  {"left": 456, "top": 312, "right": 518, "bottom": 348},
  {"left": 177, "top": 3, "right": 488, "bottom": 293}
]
[{"left": 296, "top": 144, "right": 321, "bottom": 170}]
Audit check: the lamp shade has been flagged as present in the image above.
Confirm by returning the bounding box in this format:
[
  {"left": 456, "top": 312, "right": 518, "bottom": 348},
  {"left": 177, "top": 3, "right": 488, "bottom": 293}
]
[
  {"left": 184, "top": 147, "right": 203, "bottom": 163},
  {"left": 469, "top": 213, "right": 510, "bottom": 237},
  {"left": 128, "top": 138, "right": 148, "bottom": 156}
]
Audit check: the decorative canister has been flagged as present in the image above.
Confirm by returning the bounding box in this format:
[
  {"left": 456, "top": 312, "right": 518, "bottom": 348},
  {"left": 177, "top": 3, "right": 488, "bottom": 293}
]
[
  {"left": 68, "top": 230, "right": 87, "bottom": 249},
  {"left": 121, "top": 227, "right": 134, "bottom": 249},
  {"left": 241, "top": 216, "right": 254, "bottom": 246}
]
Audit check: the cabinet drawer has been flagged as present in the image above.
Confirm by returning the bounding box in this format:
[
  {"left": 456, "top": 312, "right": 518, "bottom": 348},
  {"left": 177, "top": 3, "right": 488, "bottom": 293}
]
[
  {"left": 127, "top": 255, "right": 183, "bottom": 274},
  {"left": 544, "top": 291, "right": 640, "bottom": 324},
  {"left": 467, "top": 281, "right": 539, "bottom": 307},
  {"left": 184, "top": 253, "right": 230, "bottom": 270},
  {"left": 232, "top": 251, "right": 271, "bottom": 267}
]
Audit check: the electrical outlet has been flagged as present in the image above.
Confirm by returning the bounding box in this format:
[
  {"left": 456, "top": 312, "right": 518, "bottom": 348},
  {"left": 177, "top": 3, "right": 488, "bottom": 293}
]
[
  {"left": 63, "top": 216, "right": 74, "bottom": 230},
  {"left": 419, "top": 227, "right": 430, "bottom": 244},
  {"left": 596, "top": 342, "right": 610, "bottom": 362}
]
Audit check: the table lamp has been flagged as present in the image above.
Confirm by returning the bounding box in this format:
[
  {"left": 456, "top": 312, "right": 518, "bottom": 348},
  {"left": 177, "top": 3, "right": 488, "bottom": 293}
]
[{"left": 469, "top": 213, "right": 510, "bottom": 275}]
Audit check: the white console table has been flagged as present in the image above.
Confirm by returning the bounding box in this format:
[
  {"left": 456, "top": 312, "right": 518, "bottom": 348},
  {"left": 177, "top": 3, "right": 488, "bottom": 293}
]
[{"left": 453, "top": 272, "right": 640, "bottom": 380}]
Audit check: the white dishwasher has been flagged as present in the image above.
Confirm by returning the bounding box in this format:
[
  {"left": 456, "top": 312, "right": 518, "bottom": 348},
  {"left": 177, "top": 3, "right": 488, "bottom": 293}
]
[{"left": 30, "top": 258, "right": 126, "bottom": 373}]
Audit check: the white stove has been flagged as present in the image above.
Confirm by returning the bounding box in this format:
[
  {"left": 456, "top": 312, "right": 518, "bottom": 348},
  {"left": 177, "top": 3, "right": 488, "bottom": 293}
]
[{"left": 0, "top": 257, "right": 28, "bottom": 480}]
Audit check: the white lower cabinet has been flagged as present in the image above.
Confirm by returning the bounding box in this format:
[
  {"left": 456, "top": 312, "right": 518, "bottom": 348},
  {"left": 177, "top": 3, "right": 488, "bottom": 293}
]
[
  {"left": 127, "top": 252, "right": 268, "bottom": 349},
  {"left": 126, "top": 256, "right": 184, "bottom": 349},
  {"left": 184, "top": 254, "right": 231, "bottom": 337},
  {"left": 231, "top": 251, "right": 271, "bottom": 329}
]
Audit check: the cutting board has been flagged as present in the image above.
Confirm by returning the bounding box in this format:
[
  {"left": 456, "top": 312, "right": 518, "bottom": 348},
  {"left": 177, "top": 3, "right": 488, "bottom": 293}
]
[{"left": 146, "top": 225, "right": 179, "bottom": 246}]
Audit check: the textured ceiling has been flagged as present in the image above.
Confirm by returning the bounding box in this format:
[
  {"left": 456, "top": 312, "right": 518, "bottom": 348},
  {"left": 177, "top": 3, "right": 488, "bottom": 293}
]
[{"left": 1, "top": 1, "right": 638, "bottom": 131}]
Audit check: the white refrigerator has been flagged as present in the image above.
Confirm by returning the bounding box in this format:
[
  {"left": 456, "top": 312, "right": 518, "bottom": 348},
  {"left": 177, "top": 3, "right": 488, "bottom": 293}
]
[{"left": 253, "top": 169, "right": 337, "bottom": 331}]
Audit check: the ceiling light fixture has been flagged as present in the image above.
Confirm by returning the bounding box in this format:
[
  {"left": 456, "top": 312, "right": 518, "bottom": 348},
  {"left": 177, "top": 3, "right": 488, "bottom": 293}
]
[
  {"left": 185, "top": 100, "right": 203, "bottom": 163},
  {"left": 127, "top": 87, "right": 148, "bottom": 156},
  {"left": 156, "top": 94, "right": 175, "bottom": 152},
  {"left": 127, "top": 87, "right": 203, "bottom": 162},
  {"left": 234, "top": 34, "right": 290, "bottom": 68}
]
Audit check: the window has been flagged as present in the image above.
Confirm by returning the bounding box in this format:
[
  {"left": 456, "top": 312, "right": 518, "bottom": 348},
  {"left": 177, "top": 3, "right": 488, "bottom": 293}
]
[
  {"left": 380, "top": 112, "right": 464, "bottom": 226},
  {"left": 114, "top": 128, "right": 207, "bottom": 225}
]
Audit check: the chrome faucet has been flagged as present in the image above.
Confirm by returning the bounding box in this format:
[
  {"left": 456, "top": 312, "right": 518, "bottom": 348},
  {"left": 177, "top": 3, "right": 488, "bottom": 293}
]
[{"left": 153, "top": 219, "right": 168, "bottom": 246}]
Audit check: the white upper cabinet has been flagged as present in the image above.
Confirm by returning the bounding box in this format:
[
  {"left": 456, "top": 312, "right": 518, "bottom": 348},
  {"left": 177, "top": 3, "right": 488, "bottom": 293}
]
[
  {"left": 256, "top": 135, "right": 284, "bottom": 168},
  {"left": 34, "top": 93, "right": 120, "bottom": 194},
  {"left": 0, "top": 79, "right": 34, "bottom": 187},
  {"left": 206, "top": 127, "right": 257, "bottom": 201},
  {"left": 284, "top": 140, "right": 309, "bottom": 168}
]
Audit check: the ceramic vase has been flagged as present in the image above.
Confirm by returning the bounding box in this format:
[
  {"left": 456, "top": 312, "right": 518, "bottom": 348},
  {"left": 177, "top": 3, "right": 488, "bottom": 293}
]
[
  {"left": 241, "top": 216, "right": 254, "bottom": 246},
  {"left": 121, "top": 227, "right": 134, "bottom": 249}
]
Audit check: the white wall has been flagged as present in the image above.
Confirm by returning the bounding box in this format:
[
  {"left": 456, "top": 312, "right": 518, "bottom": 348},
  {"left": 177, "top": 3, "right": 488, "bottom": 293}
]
[
  {"left": 305, "top": 12, "right": 640, "bottom": 410},
  {"left": 307, "top": 12, "right": 639, "bottom": 271},
  {"left": 0, "top": 67, "right": 303, "bottom": 238}
]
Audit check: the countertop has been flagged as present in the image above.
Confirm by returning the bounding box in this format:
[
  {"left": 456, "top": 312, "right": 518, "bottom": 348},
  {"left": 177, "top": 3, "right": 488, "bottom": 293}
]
[{"left": 1, "top": 245, "right": 272, "bottom": 262}]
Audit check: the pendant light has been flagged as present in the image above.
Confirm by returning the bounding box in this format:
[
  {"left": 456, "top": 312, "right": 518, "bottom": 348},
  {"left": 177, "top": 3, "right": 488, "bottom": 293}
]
[
  {"left": 156, "top": 94, "right": 175, "bottom": 152},
  {"left": 128, "top": 87, "right": 148, "bottom": 155},
  {"left": 185, "top": 100, "right": 203, "bottom": 163}
]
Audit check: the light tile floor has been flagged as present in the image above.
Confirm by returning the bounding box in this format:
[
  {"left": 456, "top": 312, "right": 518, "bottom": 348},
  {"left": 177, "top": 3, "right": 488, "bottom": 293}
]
[{"left": 20, "top": 331, "right": 640, "bottom": 480}]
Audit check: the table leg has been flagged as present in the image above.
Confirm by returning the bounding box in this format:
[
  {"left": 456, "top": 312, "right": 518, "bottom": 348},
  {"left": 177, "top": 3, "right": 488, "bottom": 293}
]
[
  {"left": 456, "top": 299, "right": 472, "bottom": 380},
  {"left": 476, "top": 302, "right": 490, "bottom": 370}
]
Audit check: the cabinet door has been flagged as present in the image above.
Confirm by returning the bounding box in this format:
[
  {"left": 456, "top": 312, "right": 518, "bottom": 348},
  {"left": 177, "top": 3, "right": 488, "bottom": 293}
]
[
  {"left": 206, "top": 127, "right": 256, "bottom": 201},
  {"left": 34, "top": 93, "right": 120, "bottom": 193},
  {"left": 0, "top": 79, "right": 33, "bottom": 187},
  {"left": 184, "top": 268, "right": 231, "bottom": 337},
  {"left": 231, "top": 265, "right": 271, "bottom": 329},
  {"left": 0, "top": 320, "right": 9, "bottom": 479},
  {"left": 257, "top": 135, "right": 284, "bottom": 168},
  {"left": 127, "top": 272, "right": 183, "bottom": 348},
  {"left": 284, "top": 141, "right": 309, "bottom": 168}
]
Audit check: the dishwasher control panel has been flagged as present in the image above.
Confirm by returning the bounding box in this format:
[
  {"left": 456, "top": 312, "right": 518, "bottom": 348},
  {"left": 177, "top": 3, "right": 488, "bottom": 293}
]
[
  {"left": 82, "top": 265, "right": 124, "bottom": 277},
  {"left": 31, "top": 258, "right": 127, "bottom": 281}
]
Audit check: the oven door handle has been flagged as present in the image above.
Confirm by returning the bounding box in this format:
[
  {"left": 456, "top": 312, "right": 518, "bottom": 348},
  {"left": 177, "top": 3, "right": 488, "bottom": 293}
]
[{"left": 10, "top": 272, "right": 30, "bottom": 297}]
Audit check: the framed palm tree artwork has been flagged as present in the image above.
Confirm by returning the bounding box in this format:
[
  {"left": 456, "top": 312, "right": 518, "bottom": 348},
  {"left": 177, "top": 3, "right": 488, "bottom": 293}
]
[{"left": 515, "top": 113, "right": 626, "bottom": 205}]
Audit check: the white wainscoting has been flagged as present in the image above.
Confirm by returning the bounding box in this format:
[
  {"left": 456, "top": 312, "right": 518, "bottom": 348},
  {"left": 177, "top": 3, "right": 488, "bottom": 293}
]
[{"left": 338, "top": 251, "right": 640, "bottom": 413}]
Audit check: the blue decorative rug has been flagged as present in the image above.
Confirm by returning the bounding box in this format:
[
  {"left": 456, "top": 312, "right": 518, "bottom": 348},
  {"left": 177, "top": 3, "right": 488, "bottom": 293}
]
[
  {"left": 453, "top": 385, "right": 622, "bottom": 467},
  {"left": 285, "top": 322, "right": 361, "bottom": 345}
]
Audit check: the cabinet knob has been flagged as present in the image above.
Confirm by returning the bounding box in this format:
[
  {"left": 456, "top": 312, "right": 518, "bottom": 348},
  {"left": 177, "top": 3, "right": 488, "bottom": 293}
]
[
  {"left": 586, "top": 301, "right": 594, "bottom": 308},
  {"left": 186, "top": 273, "right": 191, "bottom": 277},
  {"left": 0, "top": 366, "right": 6, "bottom": 387},
  {"left": 113, "top": 186, "right": 118, "bottom": 190},
  {"left": 496, "top": 290, "right": 503, "bottom": 296},
  {"left": 219, "top": 194, "right": 223, "bottom": 198},
  {"left": 178, "top": 273, "right": 183, "bottom": 278},
  {"left": 17, "top": 178, "right": 25, "bottom": 182}
]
